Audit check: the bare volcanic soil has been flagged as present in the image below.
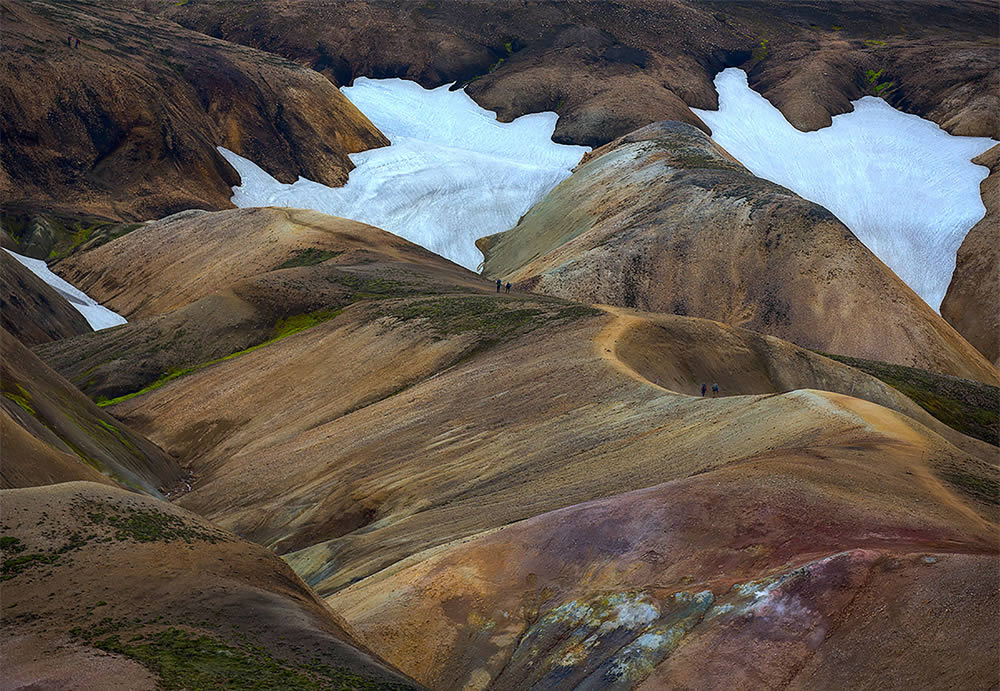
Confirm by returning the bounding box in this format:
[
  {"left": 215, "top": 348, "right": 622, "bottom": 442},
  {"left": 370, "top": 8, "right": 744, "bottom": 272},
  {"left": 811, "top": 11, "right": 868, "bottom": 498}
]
[
  {"left": 0, "top": 250, "right": 91, "bottom": 347},
  {"left": 0, "top": 482, "right": 418, "bottom": 690},
  {"left": 0, "top": 0, "right": 387, "bottom": 220},
  {"left": 158, "top": 0, "right": 998, "bottom": 145},
  {"left": 479, "top": 121, "right": 998, "bottom": 385}
]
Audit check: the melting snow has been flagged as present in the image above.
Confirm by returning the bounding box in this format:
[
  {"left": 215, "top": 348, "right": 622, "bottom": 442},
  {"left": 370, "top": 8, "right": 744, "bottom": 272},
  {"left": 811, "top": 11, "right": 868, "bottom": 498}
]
[
  {"left": 219, "top": 78, "right": 589, "bottom": 271},
  {"left": 693, "top": 68, "right": 996, "bottom": 311},
  {"left": 4, "top": 249, "right": 126, "bottom": 331}
]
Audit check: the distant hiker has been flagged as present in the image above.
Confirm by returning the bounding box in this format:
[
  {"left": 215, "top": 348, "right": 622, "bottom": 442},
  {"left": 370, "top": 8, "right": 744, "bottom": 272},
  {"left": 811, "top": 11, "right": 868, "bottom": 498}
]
[
  {"left": 75, "top": 37, "right": 80, "bottom": 48},
  {"left": 701, "top": 383, "right": 706, "bottom": 397},
  {"left": 712, "top": 383, "right": 719, "bottom": 397},
  {"left": 505, "top": 282, "right": 511, "bottom": 294},
  {"left": 496, "top": 278, "right": 502, "bottom": 293},
  {"left": 67, "top": 34, "right": 72, "bottom": 47}
]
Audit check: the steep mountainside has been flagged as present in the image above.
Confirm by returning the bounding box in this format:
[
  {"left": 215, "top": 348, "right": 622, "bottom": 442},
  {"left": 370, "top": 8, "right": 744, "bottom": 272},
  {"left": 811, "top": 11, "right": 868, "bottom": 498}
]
[
  {"left": 942, "top": 144, "right": 1000, "bottom": 366},
  {"left": 479, "top": 122, "right": 998, "bottom": 384},
  {"left": 33, "top": 207, "right": 490, "bottom": 402},
  {"left": 1, "top": 482, "right": 418, "bottom": 689},
  {"left": 0, "top": 0, "right": 387, "bottom": 220},
  {"left": 157, "top": 0, "right": 998, "bottom": 146},
  {"left": 1, "top": 328, "right": 180, "bottom": 493},
  {"left": 0, "top": 250, "right": 92, "bottom": 346}
]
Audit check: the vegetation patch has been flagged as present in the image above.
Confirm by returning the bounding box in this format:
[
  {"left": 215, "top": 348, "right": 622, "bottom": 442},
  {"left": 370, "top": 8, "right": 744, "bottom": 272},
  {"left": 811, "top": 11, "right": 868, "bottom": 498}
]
[
  {"left": 1, "top": 532, "right": 89, "bottom": 580},
  {"left": 751, "top": 39, "right": 769, "bottom": 61},
  {"left": 818, "top": 352, "right": 999, "bottom": 445},
  {"left": 82, "top": 502, "right": 227, "bottom": 544},
  {"left": 865, "top": 68, "right": 895, "bottom": 95},
  {"left": 385, "top": 296, "right": 543, "bottom": 337},
  {"left": 93, "top": 627, "right": 412, "bottom": 690},
  {"left": 98, "top": 308, "right": 344, "bottom": 407},
  {"left": 939, "top": 466, "right": 1000, "bottom": 506},
  {"left": 383, "top": 295, "right": 599, "bottom": 340},
  {"left": 332, "top": 273, "right": 407, "bottom": 300},
  {"left": 274, "top": 248, "right": 343, "bottom": 270},
  {"left": 2, "top": 383, "right": 35, "bottom": 415}
]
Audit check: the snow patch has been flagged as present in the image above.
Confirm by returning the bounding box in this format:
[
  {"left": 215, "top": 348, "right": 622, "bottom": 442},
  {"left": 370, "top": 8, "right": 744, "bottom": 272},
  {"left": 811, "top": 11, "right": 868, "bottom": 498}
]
[
  {"left": 693, "top": 68, "right": 996, "bottom": 311},
  {"left": 4, "top": 249, "right": 126, "bottom": 331},
  {"left": 220, "top": 78, "right": 589, "bottom": 271}
]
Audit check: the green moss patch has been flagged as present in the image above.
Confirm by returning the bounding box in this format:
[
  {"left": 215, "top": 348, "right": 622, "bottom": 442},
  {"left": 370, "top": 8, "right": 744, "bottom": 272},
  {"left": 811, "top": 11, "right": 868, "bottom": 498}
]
[
  {"left": 274, "top": 248, "right": 343, "bottom": 270},
  {"left": 274, "top": 308, "right": 344, "bottom": 340},
  {"left": 98, "top": 308, "right": 345, "bottom": 407},
  {"left": 92, "top": 627, "right": 412, "bottom": 690},
  {"left": 382, "top": 295, "right": 600, "bottom": 340},
  {"left": 82, "top": 502, "right": 228, "bottom": 544},
  {"left": 818, "top": 352, "right": 999, "bottom": 446},
  {"left": 938, "top": 466, "right": 999, "bottom": 506},
  {"left": 2, "top": 382, "right": 36, "bottom": 415}
]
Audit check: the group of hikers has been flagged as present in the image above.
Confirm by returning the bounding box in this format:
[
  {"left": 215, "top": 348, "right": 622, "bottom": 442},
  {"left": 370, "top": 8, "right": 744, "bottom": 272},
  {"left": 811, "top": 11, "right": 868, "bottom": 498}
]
[
  {"left": 67, "top": 35, "right": 80, "bottom": 48},
  {"left": 701, "top": 382, "right": 720, "bottom": 397},
  {"left": 495, "top": 279, "right": 511, "bottom": 294}
]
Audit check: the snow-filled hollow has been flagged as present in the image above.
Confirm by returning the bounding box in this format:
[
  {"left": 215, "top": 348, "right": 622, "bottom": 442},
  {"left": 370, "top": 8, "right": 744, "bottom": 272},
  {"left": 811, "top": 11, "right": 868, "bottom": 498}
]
[
  {"left": 219, "top": 78, "right": 589, "bottom": 271},
  {"left": 693, "top": 68, "right": 996, "bottom": 312},
  {"left": 4, "top": 249, "right": 127, "bottom": 331}
]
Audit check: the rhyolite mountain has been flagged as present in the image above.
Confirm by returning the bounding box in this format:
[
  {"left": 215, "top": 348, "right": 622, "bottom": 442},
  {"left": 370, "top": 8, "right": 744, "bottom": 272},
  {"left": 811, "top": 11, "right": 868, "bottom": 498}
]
[
  {"left": 2, "top": 0, "right": 998, "bottom": 688},
  {"left": 0, "top": 0, "right": 386, "bottom": 221},
  {"left": 478, "top": 121, "right": 999, "bottom": 384},
  {"left": 29, "top": 204, "right": 994, "bottom": 688},
  {"left": 158, "top": 0, "right": 998, "bottom": 144}
]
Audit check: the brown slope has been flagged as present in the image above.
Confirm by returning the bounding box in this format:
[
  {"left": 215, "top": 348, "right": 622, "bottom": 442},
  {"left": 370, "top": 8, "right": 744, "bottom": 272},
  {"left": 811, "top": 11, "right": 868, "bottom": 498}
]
[
  {"left": 33, "top": 207, "right": 492, "bottom": 401},
  {"left": 0, "top": 482, "right": 419, "bottom": 689},
  {"left": 331, "top": 461, "right": 997, "bottom": 689},
  {"left": 479, "top": 121, "right": 999, "bottom": 385},
  {"left": 102, "top": 296, "right": 996, "bottom": 593},
  {"left": 97, "top": 293, "right": 999, "bottom": 687},
  {"left": 941, "top": 144, "right": 1000, "bottom": 366},
  {"left": 157, "top": 0, "right": 997, "bottom": 145},
  {"left": 0, "top": 250, "right": 91, "bottom": 346},
  {"left": 0, "top": 0, "right": 387, "bottom": 221},
  {"left": 1, "top": 328, "right": 180, "bottom": 493}
]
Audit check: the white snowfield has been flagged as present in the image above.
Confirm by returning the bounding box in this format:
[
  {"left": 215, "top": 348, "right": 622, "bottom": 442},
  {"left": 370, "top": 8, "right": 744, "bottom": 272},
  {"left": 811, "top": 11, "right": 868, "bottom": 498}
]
[
  {"left": 4, "top": 249, "right": 126, "bottom": 331},
  {"left": 693, "top": 68, "right": 996, "bottom": 312},
  {"left": 219, "top": 78, "right": 589, "bottom": 272}
]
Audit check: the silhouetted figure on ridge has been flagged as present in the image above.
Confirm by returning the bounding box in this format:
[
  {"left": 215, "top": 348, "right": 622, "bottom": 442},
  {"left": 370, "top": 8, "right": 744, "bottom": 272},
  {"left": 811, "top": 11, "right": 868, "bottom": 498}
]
[{"left": 701, "top": 383, "right": 706, "bottom": 397}]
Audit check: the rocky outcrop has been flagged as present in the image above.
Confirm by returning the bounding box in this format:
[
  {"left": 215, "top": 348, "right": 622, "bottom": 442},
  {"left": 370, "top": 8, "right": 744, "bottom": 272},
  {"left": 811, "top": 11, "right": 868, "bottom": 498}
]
[
  {"left": 0, "top": 251, "right": 91, "bottom": 346},
  {"left": 158, "top": 0, "right": 998, "bottom": 146},
  {"left": 942, "top": 145, "right": 999, "bottom": 365},
  {"left": 0, "top": 0, "right": 387, "bottom": 220},
  {"left": 1, "top": 482, "right": 419, "bottom": 689},
  {"left": 1, "top": 328, "right": 181, "bottom": 493},
  {"left": 479, "top": 121, "right": 999, "bottom": 384}
]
